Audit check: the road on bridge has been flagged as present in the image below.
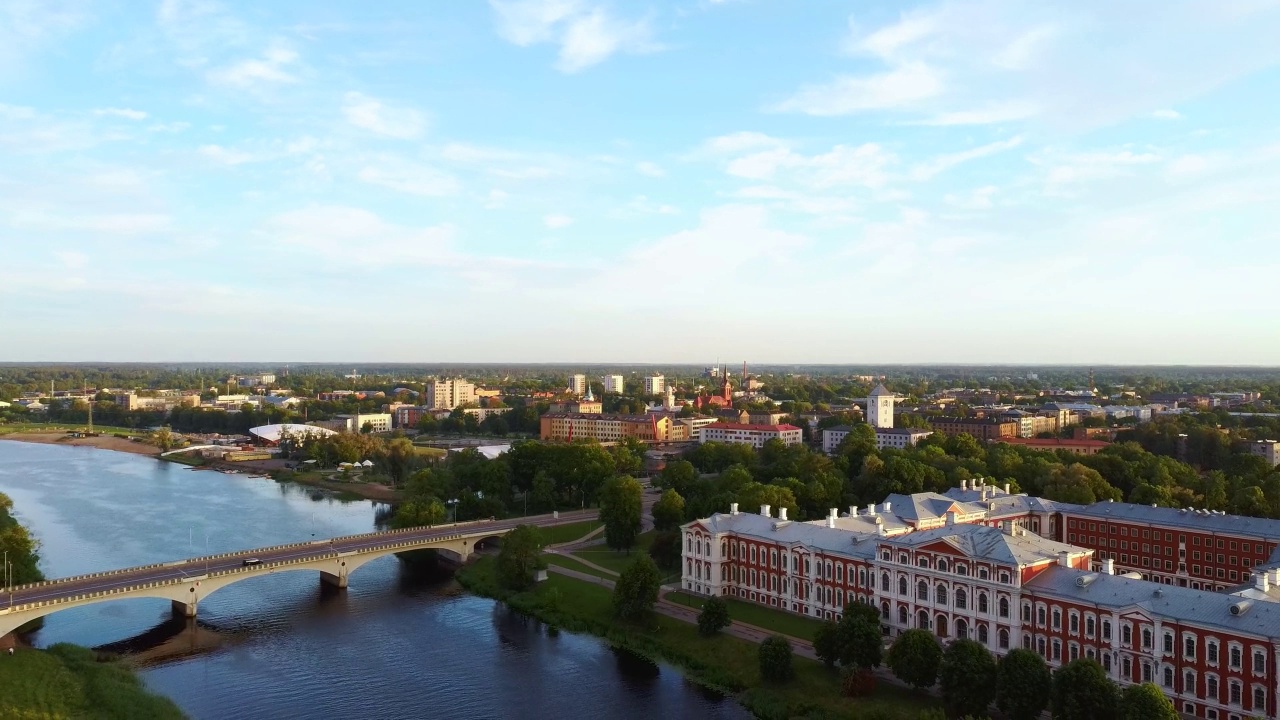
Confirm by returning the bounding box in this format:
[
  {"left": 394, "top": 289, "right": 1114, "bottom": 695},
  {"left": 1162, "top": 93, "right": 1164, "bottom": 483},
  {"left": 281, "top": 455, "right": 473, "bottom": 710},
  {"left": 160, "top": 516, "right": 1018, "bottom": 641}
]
[{"left": 5, "top": 509, "right": 598, "bottom": 607}]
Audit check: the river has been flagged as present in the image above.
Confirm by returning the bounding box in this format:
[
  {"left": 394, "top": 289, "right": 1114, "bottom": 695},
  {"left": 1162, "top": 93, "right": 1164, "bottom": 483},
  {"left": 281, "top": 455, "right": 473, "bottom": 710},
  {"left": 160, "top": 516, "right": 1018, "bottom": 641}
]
[{"left": 0, "top": 441, "right": 748, "bottom": 720}]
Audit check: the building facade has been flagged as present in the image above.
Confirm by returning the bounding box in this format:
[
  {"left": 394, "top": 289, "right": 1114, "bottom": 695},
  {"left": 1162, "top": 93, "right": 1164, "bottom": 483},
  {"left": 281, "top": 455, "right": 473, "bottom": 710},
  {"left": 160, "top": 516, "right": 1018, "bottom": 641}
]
[
  {"left": 999, "top": 437, "right": 1111, "bottom": 455},
  {"left": 700, "top": 423, "right": 802, "bottom": 448},
  {"left": 604, "top": 375, "right": 625, "bottom": 393},
  {"left": 868, "top": 384, "right": 895, "bottom": 429},
  {"left": 568, "top": 374, "right": 588, "bottom": 396},
  {"left": 539, "top": 413, "right": 672, "bottom": 443},
  {"left": 1250, "top": 441, "right": 1280, "bottom": 468},
  {"left": 681, "top": 491, "right": 1280, "bottom": 720},
  {"left": 929, "top": 417, "right": 1019, "bottom": 441},
  {"left": 425, "top": 377, "right": 477, "bottom": 411},
  {"left": 644, "top": 375, "right": 666, "bottom": 396}
]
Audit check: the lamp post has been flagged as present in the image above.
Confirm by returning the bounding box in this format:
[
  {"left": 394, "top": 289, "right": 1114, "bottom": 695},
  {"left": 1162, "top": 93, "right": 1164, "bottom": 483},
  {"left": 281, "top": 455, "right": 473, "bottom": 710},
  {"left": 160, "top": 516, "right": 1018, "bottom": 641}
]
[{"left": 448, "top": 498, "right": 459, "bottom": 525}]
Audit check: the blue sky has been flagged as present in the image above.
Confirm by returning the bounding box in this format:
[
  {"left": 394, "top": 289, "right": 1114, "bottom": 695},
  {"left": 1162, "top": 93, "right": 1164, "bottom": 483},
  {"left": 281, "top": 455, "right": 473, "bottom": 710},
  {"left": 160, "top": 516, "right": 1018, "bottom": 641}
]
[{"left": 2, "top": 0, "right": 1279, "bottom": 364}]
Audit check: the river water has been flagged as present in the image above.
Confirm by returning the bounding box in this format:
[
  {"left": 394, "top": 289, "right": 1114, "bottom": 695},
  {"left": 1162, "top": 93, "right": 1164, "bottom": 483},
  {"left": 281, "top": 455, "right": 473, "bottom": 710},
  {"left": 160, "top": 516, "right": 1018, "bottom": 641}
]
[{"left": 0, "top": 441, "right": 748, "bottom": 720}]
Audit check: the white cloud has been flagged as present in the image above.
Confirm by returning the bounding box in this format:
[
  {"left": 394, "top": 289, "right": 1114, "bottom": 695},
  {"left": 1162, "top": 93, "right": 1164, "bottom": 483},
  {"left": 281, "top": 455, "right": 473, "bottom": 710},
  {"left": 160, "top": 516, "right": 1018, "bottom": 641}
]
[
  {"left": 342, "top": 92, "right": 426, "bottom": 139},
  {"left": 440, "top": 142, "right": 562, "bottom": 179},
  {"left": 1039, "top": 149, "right": 1161, "bottom": 190},
  {"left": 725, "top": 142, "right": 897, "bottom": 190},
  {"left": 1152, "top": 109, "right": 1182, "bottom": 120},
  {"left": 699, "top": 131, "right": 787, "bottom": 156},
  {"left": 773, "top": 63, "right": 943, "bottom": 116},
  {"left": 357, "top": 159, "right": 459, "bottom": 197},
  {"left": 636, "top": 160, "right": 665, "bottom": 177},
  {"left": 93, "top": 108, "right": 148, "bottom": 120},
  {"left": 910, "top": 102, "right": 1039, "bottom": 126},
  {"left": 207, "top": 43, "right": 299, "bottom": 87},
  {"left": 626, "top": 195, "right": 678, "bottom": 215},
  {"left": 910, "top": 136, "right": 1024, "bottom": 180},
  {"left": 543, "top": 213, "right": 574, "bottom": 228},
  {"left": 485, "top": 189, "right": 509, "bottom": 208},
  {"left": 490, "top": 0, "right": 655, "bottom": 73},
  {"left": 198, "top": 144, "right": 259, "bottom": 165},
  {"left": 264, "top": 206, "right": 459, "bottom": 269},
  {"left": 944, "top": 185, "right": 999, "bottom": 210}
]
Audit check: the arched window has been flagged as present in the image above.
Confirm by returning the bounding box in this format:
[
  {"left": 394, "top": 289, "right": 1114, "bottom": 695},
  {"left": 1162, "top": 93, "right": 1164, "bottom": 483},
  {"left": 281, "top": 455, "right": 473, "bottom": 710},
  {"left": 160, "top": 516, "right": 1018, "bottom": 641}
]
[
  {"left": 721, "top": 541, "right": 727, "bottom": 557},
  {"left": 937, "top": 558, "right": 949, "bottom": 573},
  {"left": 898, "top": 606, "right": 909, "bottom": 625},
  {"left": 998, "top": 597, "right": 1010, "bottom": 618},
  {"left": 936, "top": 615, "right": 949, "bottom": 637},
  {"left": 899, "top": 576, "right": 908, "bottom": 595},
  {"left": 917, "top": 557, "right": 930, "bottom": 568},
  {"left": 704, "top": 541, "right": 711, "bottom": 556},
  {"left": 936, "top": 584, "right": 948, "bottom": 605},
  {"left": 956, "top": 618, "right": 968, "bottom": 640},
  {"left": 881, "top": 601, "right": 890, "bottom": 619},
  {"left": 955, "top": 588, "right": 967, "bottom": 610},
  {"left": 998, "top": 628, "right": 1009, "bottom": 649},
  {"left": 917, "top": 609, "right": 930, "bottom": 629},
  {"left": 977, "top": 592, "right": 987, "bottom": 613},
  {"left": 956, "top": 563, "right": 969, "bottom": 576},
  {"left": 686, "top": 535, "right": 692, "bottom": 552},
  {"left": 917, "top": 580, "right": 929, "bottom": 601},
  {"left": 978, "top": 623, "right": 988, "bottom": 645},
  {"left": 882, "top": 572, "right": 890, "bottom": 591}
]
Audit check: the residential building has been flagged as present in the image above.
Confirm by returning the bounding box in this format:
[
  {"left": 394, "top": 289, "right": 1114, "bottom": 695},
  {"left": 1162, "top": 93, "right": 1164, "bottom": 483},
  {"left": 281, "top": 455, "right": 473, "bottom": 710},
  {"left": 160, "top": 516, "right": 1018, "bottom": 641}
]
[
  {"left": 699, "top": 423, "right": 803, "bottom": 449},
  {"left": 999, "top": 437, "right": 1111, "bottom": 455},
  {"left": 462, "top": 407, "right": 513, "bottom": 422},
  {"left": 822, "top": 426, "right": 853, "bottom": 454},
  {"left": 1249, "top": 440, "right": 1280, "bottom": 468},
  {"left": 475, "top": 388, "right": 502, "bottom": 400},
  {"left": 604, "top": 375, "right": 625, "bottom": 393},
  {"left": 875, "top": 427, "right": 934, "bottom": 450},
  {"left": 929, "top": 417, "right": 1018, "bottom": 441},
  {"left": 316, "top": 391, "right": 356, "bottom": 402},
  {"left": 550, "top": 399, "right": 603, "bottom": 414},
  {"left": 747, "top": 410, "right": 787, "bottom": 425},
  {"left": 425, "top": 377, "right": 477, "bottom": 411},
  {"left": 568, "top": 374, "right": 588, "bottom": 396},
  {"left": 644, "top": 375, "right": 666, "bottom": 396},
  {"left": 540, "top": 413, "right": 672, "bottom": 443},
  {"left": 327, "top": 413, "right": 393, "bottom": 433},
  {"left": 1000, "top": 409, "right": 1060, "bottom": 438},
  {"left": 867, "top": 384, "right": 895, "bottom": 429},
  {"left": 236, "top": 374, "right": 276, "bottom": 387},
  {"left": 395, "top": 405, "right": 429, "bottom": 428}
]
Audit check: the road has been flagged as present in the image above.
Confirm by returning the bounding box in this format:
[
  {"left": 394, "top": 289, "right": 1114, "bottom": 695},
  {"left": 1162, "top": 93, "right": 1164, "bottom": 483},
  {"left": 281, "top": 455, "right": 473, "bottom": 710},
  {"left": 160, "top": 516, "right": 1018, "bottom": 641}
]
[{"left": 6, "top": 509, "right": 598, "bottom": 607}]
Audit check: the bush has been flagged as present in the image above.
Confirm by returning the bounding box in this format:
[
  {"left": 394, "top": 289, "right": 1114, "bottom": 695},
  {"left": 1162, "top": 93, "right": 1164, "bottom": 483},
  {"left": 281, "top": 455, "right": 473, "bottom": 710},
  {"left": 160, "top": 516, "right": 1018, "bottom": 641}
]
[
  {"left": 612, "top": 554, "right": 661, "bottom": 620},
  {"left": 885, "top": 629, "right": 941, "bottom": 689},
  {"left": 758, "top": 635, "right": 795, "bottom": 683},
  {"left": 697, "top": 597, "right": 730, "bottom": 636},
  {"left": 938, "top": 639, "right": 996, "bottom": 719}
]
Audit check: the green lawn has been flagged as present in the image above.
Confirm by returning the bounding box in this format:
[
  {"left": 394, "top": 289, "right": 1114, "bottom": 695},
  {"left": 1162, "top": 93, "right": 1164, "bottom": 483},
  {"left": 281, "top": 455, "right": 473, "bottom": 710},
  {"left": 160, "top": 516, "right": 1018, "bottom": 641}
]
[
  {"left": 457, "top": 557, "right": 940, "bottom": 720},
  {"left": 0, "top": 644, "right": 183, "bottom": 720},
  {"left": 665, "top": 591, "right": 828, "bottom": 642},
  {"left": 537, "top": 520, "right": 602, "bottom": 546},
  {"left": 570, "top": 529, "right": 655, "bottom": 573},
  {"left": 543, "top": 553, "right": 615, "bottom": 580},
  {"left": 0, "top": 423, "right": 141, "bottom": 436}
]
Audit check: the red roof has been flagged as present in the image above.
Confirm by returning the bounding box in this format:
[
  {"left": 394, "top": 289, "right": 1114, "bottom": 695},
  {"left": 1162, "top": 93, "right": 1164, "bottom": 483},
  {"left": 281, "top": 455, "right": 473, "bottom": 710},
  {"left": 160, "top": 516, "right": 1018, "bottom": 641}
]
[{"left": 705, "top": 423, "right": 802, "bottom": 432}]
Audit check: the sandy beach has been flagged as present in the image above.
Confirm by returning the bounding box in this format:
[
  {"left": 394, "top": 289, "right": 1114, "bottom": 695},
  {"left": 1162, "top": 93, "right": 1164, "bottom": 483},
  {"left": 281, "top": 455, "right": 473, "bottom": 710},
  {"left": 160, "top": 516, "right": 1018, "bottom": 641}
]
[{"left": 0, "top": 432, "right": 161, "bottom": 457}]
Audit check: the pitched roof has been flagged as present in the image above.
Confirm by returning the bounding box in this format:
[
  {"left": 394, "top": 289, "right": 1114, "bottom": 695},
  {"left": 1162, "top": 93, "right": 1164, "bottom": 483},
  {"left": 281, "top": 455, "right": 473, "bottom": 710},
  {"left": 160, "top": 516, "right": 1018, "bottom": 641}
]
[
  {"left": 883, "top": 492, "right": 987, "bottom": 525},
  {"left": 870, "top": 384, "right": 892, "bottom": 397},
  {"left": 1026, "top": 566, "right": 1280, "bottom": 639},
  {"left": 1067, "top": 501, "right": 1280, "bottom": 541},
  {"left": 691, "top": 510, "right": 880, "bottom": 559},
  {"left": 705, "top": 423, "right": 802, "bottom": 432},
  {"left": 881, "top": 523, "right": 1082, "bottom": 566}
]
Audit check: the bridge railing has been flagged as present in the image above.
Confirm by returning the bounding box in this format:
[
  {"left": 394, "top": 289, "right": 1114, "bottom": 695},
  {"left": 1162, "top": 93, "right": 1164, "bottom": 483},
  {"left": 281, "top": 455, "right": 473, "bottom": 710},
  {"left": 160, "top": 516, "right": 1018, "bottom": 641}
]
[{"left": 4, "top": 509, "right": 587, "bottom": 594}]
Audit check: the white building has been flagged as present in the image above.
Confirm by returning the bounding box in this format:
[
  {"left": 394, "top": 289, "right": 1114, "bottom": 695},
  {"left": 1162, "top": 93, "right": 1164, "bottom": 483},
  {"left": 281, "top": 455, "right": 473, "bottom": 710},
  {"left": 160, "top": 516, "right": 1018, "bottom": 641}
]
[
  {"left": 329, "top": 413, "right": 392, "bottom": 433},
  {"left": 822, "top": 425, "right": 932, "bottom": 453},
  {"left": 603, "top": 375, "right": 625, "bottom": 393},
  {"left": 425, "top": 377, "right": 477, "bottom": 410},
  {"left": 568, "top": 374, "right": 588, "bottom": 396},
  {"left": 867, "top": 384, "right": 895, "bottom": 429},
  {"left": 700, "top": 423, "right": 803, "bottom": 449},
  {"left": 1250, "top": 440, "right": 1280, "bottom": 468},
  {"left": 644, "top": 375, "right": 666, "bottom": 396}
]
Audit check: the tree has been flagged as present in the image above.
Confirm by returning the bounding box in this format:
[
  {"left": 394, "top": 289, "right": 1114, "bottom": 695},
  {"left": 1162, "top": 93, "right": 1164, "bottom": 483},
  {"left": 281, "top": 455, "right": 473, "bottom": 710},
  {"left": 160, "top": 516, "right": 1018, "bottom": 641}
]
[
  {"left": 496, "top": 525, "right": 545, "bottom": 591},
  {"left": 758, "top": 635, "right": 795, "bottom": 683},
  {"left": 1051, "top": 658, "right": 1119, "bottom": 720},
  {"left": 652, "top": 489, "right": 686, "bottom": 531},
  {"left": 391, "top": 499, "right": 446, "bottom": 528},
  {"left": 598, "top": 476, "right": 644, "bottom": 552},
  {"left": 612, "top": 554, "right": 661, "bottom": 620},
  {"left": 813, "top": 621, "right": 841, "bottom": 668},
  {"left": 656, "top": 460, "right": 697, "bottom": 496},
  {"left": 938, "top": 639, "right": 996, "bottom": 719},
  {"left": 647, "top": 529, "right": 681, "bottom": 570},
  {"left": 697, "top": 597, "right": 730, "bottom": 636},
  {"left": 1119, "top": 682, "right": 1178, "bottom": 720},
  {"left": 383, "top": 437, "right": 417, "bottom": 487},
  {"left": 836, "top": 603, "right": 883, "bottom": 670},
  {"left": 885, "top": 629, "right": 941, "bottom": 689},
  {"left": 995, "top": 649, "right": 1052, "bottom": 720}
]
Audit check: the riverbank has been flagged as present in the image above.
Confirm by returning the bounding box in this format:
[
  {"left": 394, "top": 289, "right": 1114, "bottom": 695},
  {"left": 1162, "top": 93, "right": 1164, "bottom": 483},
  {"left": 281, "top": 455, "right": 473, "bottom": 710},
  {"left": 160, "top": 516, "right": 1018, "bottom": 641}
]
[
  {"left": 268, "top": 469, "right": 400, "bottom": 502},
  {"left": 0, "top": 644, "right": 184, "bottom": 719},
  {"left": 456, "top": 556, "right": 939, "bottom": 720},
  {"left": 0, "top": 430, "right": 160, "bottom": 457}
]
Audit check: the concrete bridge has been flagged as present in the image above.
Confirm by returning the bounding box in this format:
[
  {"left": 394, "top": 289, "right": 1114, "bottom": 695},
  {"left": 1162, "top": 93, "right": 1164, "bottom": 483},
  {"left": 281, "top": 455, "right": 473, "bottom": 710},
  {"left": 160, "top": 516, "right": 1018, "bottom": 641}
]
[{"left": 0, "top": 510, "right": 595, "bottom": 637}]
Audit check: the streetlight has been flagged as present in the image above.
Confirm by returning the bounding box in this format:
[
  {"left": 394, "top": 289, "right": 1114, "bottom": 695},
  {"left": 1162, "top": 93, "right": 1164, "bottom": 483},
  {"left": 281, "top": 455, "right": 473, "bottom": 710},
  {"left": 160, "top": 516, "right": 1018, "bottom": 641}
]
[{"left": 447, "top": 498, "right": 459, "bottom": 524}]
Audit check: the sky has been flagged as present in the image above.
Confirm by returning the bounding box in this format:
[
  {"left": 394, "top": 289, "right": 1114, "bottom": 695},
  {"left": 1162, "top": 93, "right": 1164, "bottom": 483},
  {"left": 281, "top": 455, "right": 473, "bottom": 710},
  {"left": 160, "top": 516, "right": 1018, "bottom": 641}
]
[{"left": 2, "top": 0, "right": 1280, "bottom": 365}]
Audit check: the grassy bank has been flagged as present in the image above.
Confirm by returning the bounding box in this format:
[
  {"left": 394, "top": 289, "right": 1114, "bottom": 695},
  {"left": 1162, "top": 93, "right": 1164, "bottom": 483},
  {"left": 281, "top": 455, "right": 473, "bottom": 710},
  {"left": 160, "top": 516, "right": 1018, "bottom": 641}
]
[
  {"left": 456, "top": 557, "right": 939, "bottom": 720},
  {"left": 0, "top": 644, "right": 184, "bottom": 720},
  {"left": 665, "top": 591, "right": 827, "bottom": 642},
  {"left": 539, "top": 519, "right": 602, "bottom": 546}
]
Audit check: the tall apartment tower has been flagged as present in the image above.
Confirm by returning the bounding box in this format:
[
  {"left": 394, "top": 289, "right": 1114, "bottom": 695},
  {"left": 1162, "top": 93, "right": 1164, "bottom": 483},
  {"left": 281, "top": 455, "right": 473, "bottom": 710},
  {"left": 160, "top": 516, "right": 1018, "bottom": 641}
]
[
  {"left": 643, "top": 375, "right": 666, "bottom": 396},
  {"left": 603, "top": 375, "right": 625, "bottom": 393},
  {"left": 868, "top": 384, "right": 895, "bottom": 429},
  {"left": 568, "top": 374, "right": 588, "bottom": 396},
  {"left": 426, "top": 377, "right": 477, "bottom": 410}
]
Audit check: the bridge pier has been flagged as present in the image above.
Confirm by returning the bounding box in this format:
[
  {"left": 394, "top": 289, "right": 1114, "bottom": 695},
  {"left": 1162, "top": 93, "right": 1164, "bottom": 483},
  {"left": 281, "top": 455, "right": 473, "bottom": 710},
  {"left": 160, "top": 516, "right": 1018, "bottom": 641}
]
[
  {"left": 171, "top": 599, "right": 197, "bottom": 618},
  {"left": 320, "top": 571, "right": 347, "bottom": 589}
]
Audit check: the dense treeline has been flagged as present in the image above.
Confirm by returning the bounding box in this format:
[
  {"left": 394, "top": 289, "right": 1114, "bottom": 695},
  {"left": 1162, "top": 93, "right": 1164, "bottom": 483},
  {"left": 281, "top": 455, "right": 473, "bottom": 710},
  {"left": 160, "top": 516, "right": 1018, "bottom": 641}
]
[{"left": 0, "top": 492, "right": 43, "bottom": 586}]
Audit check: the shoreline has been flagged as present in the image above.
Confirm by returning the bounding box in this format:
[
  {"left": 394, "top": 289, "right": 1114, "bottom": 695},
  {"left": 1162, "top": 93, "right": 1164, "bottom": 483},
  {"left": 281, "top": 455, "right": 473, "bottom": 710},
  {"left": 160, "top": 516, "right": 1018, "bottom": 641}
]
[{"left": 0, "top": 431, "right": 160, "bottom": 457}]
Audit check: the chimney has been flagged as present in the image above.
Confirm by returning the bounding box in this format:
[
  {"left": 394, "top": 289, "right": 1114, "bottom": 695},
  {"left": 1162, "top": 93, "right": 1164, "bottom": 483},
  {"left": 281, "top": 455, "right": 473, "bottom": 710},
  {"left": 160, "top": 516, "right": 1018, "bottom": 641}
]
[
  {"left": 730, "top": 502, "right": 739, "bottom": 515},
  {"left": 1003, "top": 483, "right": 1011, "bottom": 494},
  {"left": 883, "top": 501, "right": 892, "bottom": 513},
  {"left": 946, "top": 511, "right": 957, "bottom": 526},
  {"left": 827, "top": 516, "right": 836, "bottom": 529},
  {"left": 1058, "top": 551, "right": 1071, "bottom": 568},
  {"left": 1255, "top": 572, "right": 1271, "bottom": 593},
  {"left": 849, "top": 505, "right": 858, "bottom": 517},
  {"left": 829, "top": 508, "right": 838, "bottom": 520},
  {"left": 866, "top": 503, "right": 875, "bottom": 516},
  {"left": 1271, "top": 568, "right": 1280, "bottom": 586},
  {"left": 961, "top": 479, "right": 969, "bottom": 491},
  {"left": 760, "top": 504, "right": 771, "bottom": 518},
  {"left": 1103, "top": 558, "right": 1115, "bottom": 575},
  {"left": 1001, "top": 520, "right": 1013, "bottom": 535},
  {"left": 778, "top": 507, "right": 788, "bottom": 521}
]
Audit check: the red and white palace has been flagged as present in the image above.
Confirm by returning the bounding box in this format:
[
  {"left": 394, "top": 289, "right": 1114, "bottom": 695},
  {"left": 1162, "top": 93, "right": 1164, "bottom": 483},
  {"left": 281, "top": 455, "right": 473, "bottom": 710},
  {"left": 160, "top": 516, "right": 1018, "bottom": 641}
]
[{"left": 681, "top": 479, "right": 1280, "bottom": 720}]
